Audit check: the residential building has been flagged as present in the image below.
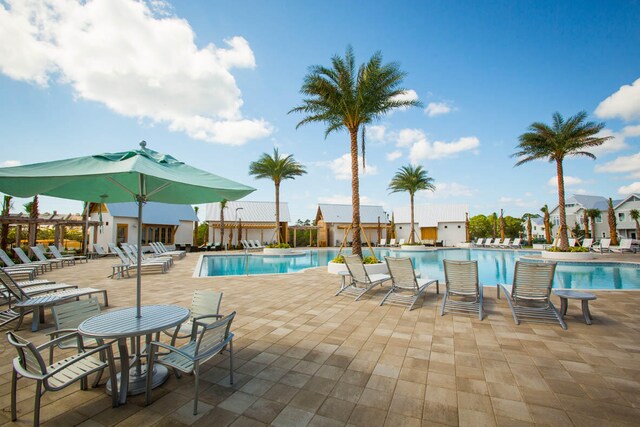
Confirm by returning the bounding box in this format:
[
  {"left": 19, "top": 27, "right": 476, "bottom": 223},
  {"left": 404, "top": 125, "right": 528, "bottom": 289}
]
[
  {"left": 88, "top": 202, "right": 197, "bottom": 249},
  {"left": 530, "top": 217, "right": 546, "bottom": 240},
  {"left": 315, "top": 204, "right": 388, "bottom": 247},
  {"left": 614, "top": 194, "right": 640, "bottom": 239},
  {"left": 393, "top": 204, "right": 468, "bottom": 246},
  {"left": 205, "top": 201, "right": 290, "bottom": 247}
]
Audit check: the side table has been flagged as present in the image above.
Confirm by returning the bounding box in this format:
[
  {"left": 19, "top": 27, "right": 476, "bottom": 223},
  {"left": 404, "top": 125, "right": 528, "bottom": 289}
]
[{"left": 553, "top": 289, "right": 597, "bottom": 325}]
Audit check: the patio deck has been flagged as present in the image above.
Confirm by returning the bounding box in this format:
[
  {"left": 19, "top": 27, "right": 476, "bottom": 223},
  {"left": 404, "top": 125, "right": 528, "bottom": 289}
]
[{"left": 1, "top": 253, "right": 639, "bottom": 426}]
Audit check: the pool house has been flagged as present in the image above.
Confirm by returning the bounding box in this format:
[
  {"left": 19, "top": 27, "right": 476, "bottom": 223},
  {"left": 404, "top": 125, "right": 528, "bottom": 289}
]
[{"left": 392, "top": 204, "right": 468, "bottom": 246}]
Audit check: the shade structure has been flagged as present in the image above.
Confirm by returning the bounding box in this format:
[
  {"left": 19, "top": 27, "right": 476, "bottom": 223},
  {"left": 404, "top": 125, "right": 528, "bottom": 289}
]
[{"left": 0, "top": 141, "right": 255, "bottom": 316}]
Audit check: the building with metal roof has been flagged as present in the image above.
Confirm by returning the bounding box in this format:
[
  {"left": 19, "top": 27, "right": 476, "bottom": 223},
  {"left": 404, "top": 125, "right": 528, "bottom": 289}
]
[
  {"left": 393, "top": 204, "right": 468, "bottom": 246},
  {"left": 87, "top": 202, "right": 197, "bottom": 249},
  {"left": 204, "top": 201, "right": 291, "bottom": 246},
  {"left": 315, "top": 204, "right": 388, "bottom": 247}
]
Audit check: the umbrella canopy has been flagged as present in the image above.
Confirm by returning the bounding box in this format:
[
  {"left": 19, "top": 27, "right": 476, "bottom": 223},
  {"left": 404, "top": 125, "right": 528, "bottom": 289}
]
[{"left": 0, "top": 141, "right": 255, "bottom": 316}]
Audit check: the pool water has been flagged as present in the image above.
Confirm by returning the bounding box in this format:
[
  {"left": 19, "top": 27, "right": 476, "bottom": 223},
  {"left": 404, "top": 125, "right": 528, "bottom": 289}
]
[{"left": 199, "top": 248, "right": 640, "bottom": 290}]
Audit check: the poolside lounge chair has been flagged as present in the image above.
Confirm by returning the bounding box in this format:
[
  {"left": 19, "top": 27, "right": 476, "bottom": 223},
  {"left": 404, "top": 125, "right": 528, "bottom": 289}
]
[
  {"left": 337, "top": 255, "right": 391, "bottom": 301},
  {"left": 441, "top": 260, "right": 483, "bottom": 320},
  {"left": 500, "top": 238, "right": 512, "bottom": 248},
  {"left": 0, "top": 269, "right": 108, "bottom": 331},
  {"left": 31, "top": 246, "right": 66, "bottom": 268},
  {"left": 591, "top": 238, "right": 611, "bottom": 253},
  {"left": 510, "top": 238, "right": 522, "bottom": 248},
  {"left": 158, "top": 242, "right": 186, "bottom": 257},
  {"left": 251, "top": 240, "right": 265, "bottom": 249},
  {"left": 483, "top": 238, "right": 494, "bottom": 247},
  {"left": 13, "top": 247, "right": 53, "bottom": 272},
  {"left": 568, "top": 238, "right": 577, "bottom": 247},
  {"left": 0, "top": 269, "right": 75, "bottom": 305},
  {"left": 382, "top": 257, "right": 439, "bottom": 310},
  {"left": 49, "top": 245, "right": 88, "bottom": 264},
  {"left": 473, "top": 238, "right": 484, "bottom": 248},
  {"left": 389, "top": 239, "right": 397, "bottom": 247},
  {"left": 123, "top": 244, "right": 172, "bottom": 269},
  {"left": 497, "top": 261, "right": 565, "bottom": 329},
  {"left": 146, "top": 312, "right": 235, "bottom": 415},
  {"left": 490, "top": 239, "right": 503, "bottom": 248},
  {"left": 378, "top": 238, "right": 387, "bottom": 247},
  {"left": 611, "top": 238, "right": 634, "bottom": 253},
  {"left": 7, "top": 331, "right": 118, "bottom": 426},
  {"left": 0, "top": 250, "right": 39, "bottom": 280},
  {"left": 581, "top": 238, "right": 594, "bottom": 250},
  {"left": 112, "top": 247, "right": 167, "bottom": 275}
]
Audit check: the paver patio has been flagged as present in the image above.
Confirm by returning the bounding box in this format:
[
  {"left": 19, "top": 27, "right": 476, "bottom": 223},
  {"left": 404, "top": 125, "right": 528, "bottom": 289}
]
[{"left": 1, "top": 252, "right": 639, "bottom": 426}]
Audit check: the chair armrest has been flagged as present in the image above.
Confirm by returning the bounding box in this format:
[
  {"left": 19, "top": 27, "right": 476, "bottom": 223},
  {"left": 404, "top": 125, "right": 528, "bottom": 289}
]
[
  {"left": 47, "top": 328, "right": 79, "bottom": 340},
  {"left": 192, "top": 314, "right": 223, "bottom": 322},
  {"left": 194, "top": 332, "right": 234, "bottom": 361},
  {"left": 149, "top": 341, "right": 194, "bottom": 359},
  {"left": 37, "top": 332, "right": 83, "bottom": 351},
  {"left": 46, "top": 342, "right": 116, "bottom": 377}
]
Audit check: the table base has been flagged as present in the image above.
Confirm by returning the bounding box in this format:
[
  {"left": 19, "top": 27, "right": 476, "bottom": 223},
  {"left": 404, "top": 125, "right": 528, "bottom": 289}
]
[{"left": 106, "top": 364, "right": 169, "bottom": 396}]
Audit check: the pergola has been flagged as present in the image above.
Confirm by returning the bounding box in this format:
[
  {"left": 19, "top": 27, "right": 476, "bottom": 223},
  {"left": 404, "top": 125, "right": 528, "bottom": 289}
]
[
  {"left": 0, "top": 213, "right": 101, "bottom": 250},
  {"left": 288, "top": 225, "right": 321, "bottom": 248}
]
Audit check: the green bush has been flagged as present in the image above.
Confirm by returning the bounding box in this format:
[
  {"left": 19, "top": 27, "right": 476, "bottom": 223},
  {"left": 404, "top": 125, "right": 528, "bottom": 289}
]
[
  {"left": 401, "top": 242, "right": 423, "bottom": 246},
  {"left": 267, "top": 243, "right": 291, "bottom": 249},
  {"left": 546, "top": 246, "right": 588, "bottom": 253},
  {"left": 331, "top": 254, "right": 380, "bottom": 264}
]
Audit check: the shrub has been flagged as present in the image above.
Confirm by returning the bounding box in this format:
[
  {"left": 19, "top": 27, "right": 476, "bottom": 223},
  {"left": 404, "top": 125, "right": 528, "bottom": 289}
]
[
  {"left": 267, "top": 243, "right": 291, "bottom": 249},
  {"left": 331, "top": 254, "right": 381, "bottom": 264},
  {"left": 546, "top": 246, "right": 588, "bottom": 253},
  {"left": 401, "top": 242, "right": 423, "bottom": 246}
]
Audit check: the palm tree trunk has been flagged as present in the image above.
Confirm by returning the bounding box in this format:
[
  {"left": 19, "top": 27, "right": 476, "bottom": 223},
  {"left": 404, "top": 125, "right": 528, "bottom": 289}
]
[
  {"left": 583, "top": 211, "right": 590, "bottom": 238},
  {"left": 220, "top": 210, "right": 225, "bottom": 249},
  {"left": 635, "top": 219, "right": 640, "bottom": 238},
  {"left": 527, "top": 217, "right": 532, "bottom": 246},
  {"left": 543, "top": 210, "right": 551, "bottom": 243},
  {"left": 556, "top": 160, "right": 569, "bottom": 250},
  {"left": 409, "top": 193, "right": 415, "bottom": 244},
  {"left": 590, "top": 215, "right": 596, "bottom": 239},
  {"left": 350, "top": 127, "right": 362, "bottom": 257},
  {"left": 275, "top": 181, "right": 281, "bottom": 244}
]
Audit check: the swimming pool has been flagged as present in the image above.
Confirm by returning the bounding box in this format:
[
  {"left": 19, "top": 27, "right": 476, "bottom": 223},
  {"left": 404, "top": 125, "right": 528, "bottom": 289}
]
[{"left": 198, "top": 248, "right": 640, "bottom": 290}]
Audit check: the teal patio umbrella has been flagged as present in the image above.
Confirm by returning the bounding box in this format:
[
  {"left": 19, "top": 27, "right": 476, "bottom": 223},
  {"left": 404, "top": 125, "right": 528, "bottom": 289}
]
[{"left": 0, "top": 141, "right": 255, "bottom": 317}]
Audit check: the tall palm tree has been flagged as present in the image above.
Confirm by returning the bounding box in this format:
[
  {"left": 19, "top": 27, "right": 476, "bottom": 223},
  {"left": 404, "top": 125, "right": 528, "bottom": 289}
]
[
  {"left": 290, "top": 46, "right": 420, "bottom": 256},
  {"left": 513, "top": 112, "right": 611, "bottom": 250},
  {"left": 25, "top": 195, "right": 39, "bottom": 254},
  {"left": 0, "top": 195, "right": 12, "bottom": 252},
  {"left": 219, "top": 199, "right": 227, "bottom": 249},
  {"left": 388, "top": 165, "right": 436, "bottom": 244},
  {"left": 249, "top": 148, "right": 307, "bottom": 244},
  {"left": 582, "top": 210, "right": 590, "bottom": 238},
  {"left": 607, "top": 198, "right": 618, "bottom": 245},
  {"left": 522, "top": 212, "right": 541, "bottom": 246},
  {"left": 585, "top": 208, "right": 601, "bottom": 240},
  {"left": 193, "top": 206, "right": 199, "bottom": 246},
  {"left": 490, "top": 212, "right": 498, "bottom": 238},
  {"left": 499, "top": 209, "right": 506, "bottom": 241},
  {"left": 631, "top": 209, "right": 640, "bottom": 239},
  {"left": 541, "top": 205, "right": 552, "bottom": 243}
]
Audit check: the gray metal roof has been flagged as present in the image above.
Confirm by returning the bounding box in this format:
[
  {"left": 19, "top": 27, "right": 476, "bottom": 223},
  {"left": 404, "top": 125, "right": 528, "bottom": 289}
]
[
  {"left": 318, "top": 204, "right": 387, "bottom": 224},
  {"left": 393, "top": 204, "right": 468, "bottom": 227},
  {"left": 550, "top": 194, "right": 624, "bottom": 214},
  {"left": 205, "top": 201, "right": 290, "bottom": 222},
  {"left": 107, "top": 202, "right": 197, "bottom": 225}
]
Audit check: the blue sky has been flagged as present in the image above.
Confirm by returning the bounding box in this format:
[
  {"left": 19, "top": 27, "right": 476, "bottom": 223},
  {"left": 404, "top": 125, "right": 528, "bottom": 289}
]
[{"left": 1, "top": 0, "right": 639, "bottom": 222}]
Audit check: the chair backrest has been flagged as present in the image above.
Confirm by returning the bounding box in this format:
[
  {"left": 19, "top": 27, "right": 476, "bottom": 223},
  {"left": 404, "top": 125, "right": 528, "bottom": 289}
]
[
  {"left": 619, "top": 239, "right": 632, "bottom": 249},
  {"left": 443, "top": 260, "right": 479, "bottom": 296},
  {"left": 0, "top": 268, "right": 29, "bottom": 302},
  {"left": 568, "top": 238, "right": 576, "bottom": 247},
  {"left": 108, "top": 243, "right": 117, "bottom": 251},
  {"left": 6, "top": 332, "right": 47, "bottom": 376},
  {"left": 0, "top": 248, "right": 16, "bottom": 266},
  {"left": 485, "top": 239, "right": 493, "bottom": 245},
  {"left": 93, "top": 244, "right": 106, "bottom": 255},
  {"left": 511, "top": 261, "right": 556, "bottom": 302},
  {"left": 13, "top": 247, "right": 32, "bottom": 264},
  {"left": 343, "top": 255, "right": 371, "bottom": 284},
  {"left": 52, "top": 298, "right": 101, "bottom": 331},
  {"left": 191, "top": 290, "right": 223, "bottom": 319},
  {"left": 512, "top": 238, "right": 520, "bottom": 245},
  {"left": 48, "top": 246, "right": 64, "bottom": 258},
  {"left": 30, "top": 246, "right": 48, "bottom": 262},
  {"left": 385, "top": 257, "right": 418, "bottom": 290},
  {"left": 121, "top": 245, "right": 138, "bottom": 263},
  {"left": 476, "top": 238, "right": 484, "bottom": 245},
  {"left": 379, "top": 238, "right": 387, "bottom": 246},
  {"left": 389, "top": 239, "right": 396, "bottom": 246},
  {"left": 149, "top": 242, "right": 161, "bottom": 254},
  {"left": 582, "top": 238, "right": 593, "bottom": 248},
  {"left": 503, "top": 238, "right": 511, "bottom": 245},
  {"left": 194, "top": 311, "right": 236, "bottom": 359},
  {"left": 112, "top": 247, "right": 130, "bottom": 265},
  {"left": 398, "top": 239, "right": 405, "bottom": 245},
  {"left": 600, "top": 238, "right": 611, "bottom": 248}
]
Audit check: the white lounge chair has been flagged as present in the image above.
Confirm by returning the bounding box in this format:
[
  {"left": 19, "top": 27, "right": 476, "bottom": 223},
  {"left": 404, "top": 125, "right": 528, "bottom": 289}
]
[
  {"left": 0, "top": 249, "right": 40, "bottom": 279},
  {"left": 610, "top": 238, "right": 634, "bottom": 253},
  {"left": 591, "top": 238, "right": 611, "bottom": 253},
  {"left": 378, "top": 238, "right": 387, "bottom": 247},
  {"left": 49, "top": 245, "right": 87, "bottom": 264},
  {"left": 113, "top": 247, "right": 167, "bottom": 275},
  {"left": 389, "top": 239, "right": 397, "bottom": 247},
  {"left": 491, "top": 239, "right": 503, "bottom": 248},
  {"left": 500, "top": 238, "right": 512, "bottom": 248},
  {"left": 337, "top": 255, "right": 390, "bottom": 301},
  {"left": 581, "top": 238, "right": 594, "bottom": 250},
  {"left": 124, "top": 244, "right": 172, "bottom": 268},
  {"left": 382, "top": 257, "right": 439, "bottom": 310},
  {"left": 31, "top": 246, "right": 67, "bottom": 269},
  {"left": 13, "top": 247, "right": 54, "bottom": 271},
  {"left": 484, "top": 238, "right": 494, "bottom": 247},
  {"left": 474, "top": 238, "right": 485, "bottom": 248},
  {"left": 251, "top": 240, "right": 265, "bottom": 249},
  {"left": 568, "top": 238, "right": 577, "bottom": 247},
  {"left": 510, "top": 238, "right": 522, "bottom": 248}
]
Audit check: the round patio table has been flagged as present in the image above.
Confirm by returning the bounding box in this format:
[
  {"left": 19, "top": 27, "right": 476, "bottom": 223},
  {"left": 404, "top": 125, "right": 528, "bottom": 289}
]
[
  {"left": 78, "top": 305, "right": 190, "bottom": 405},
  {"left": 553, "top": 290, "right": 597, "bottom": 325}
]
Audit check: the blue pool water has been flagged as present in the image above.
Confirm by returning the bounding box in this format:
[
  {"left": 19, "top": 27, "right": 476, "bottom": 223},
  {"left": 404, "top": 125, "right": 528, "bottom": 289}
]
[{"left": 199, "top": 248, "right": 640, "bottom": 290}]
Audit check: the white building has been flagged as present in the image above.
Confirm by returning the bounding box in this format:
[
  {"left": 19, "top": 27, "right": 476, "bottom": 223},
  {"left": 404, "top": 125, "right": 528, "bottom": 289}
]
[
  {"left": 315, "top": 204, "right": 388, "bottom": 247},
  {"left": 530, "top": 218, "right": 546, "bottom": 240},
  {"left": 88, "top": 202, "right": 197, "bottom": 249},
  {"left": 205, "top": 201, "right": 290, "bottom": 246},
  {"left": 614, "top": 194, "right": 640, "bottom": 239},
  {"left": 393, "top": 204, "right": 468, "bottom": 246}
]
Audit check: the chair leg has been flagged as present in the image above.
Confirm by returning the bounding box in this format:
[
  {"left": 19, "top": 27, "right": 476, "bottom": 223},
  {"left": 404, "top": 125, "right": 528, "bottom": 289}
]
[
  {"left": 550, "top": 302, "right": 567, "bottom": 330},
  {"left": 34, "top": 380, "right": 42, "bottom": 427},
  {"left": 145, "top": 345, "right": 156, "bottom": 406},
  {"left": 379, "top": 287, "right": 395, "bottom": 307},
  {"left": 11, "top": 369, "right": 17, "bottom": 421},
  {"left": 440, "top": 291, "right": 448, "bottom": 316},
  {"left": 478, "top": 287, "right": 484, "bottom": 321},
  {"left": 193, "top": 363, "right": 200, "bottom": 415},
  {"left": 229, "top": 339, "right": 234, "bottom": 385},
  {"left": 106, "top": 347, "right": 119, "bottom": 408}
]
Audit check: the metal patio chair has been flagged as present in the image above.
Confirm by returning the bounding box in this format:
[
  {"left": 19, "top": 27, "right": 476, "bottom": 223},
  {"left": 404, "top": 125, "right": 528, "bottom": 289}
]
[
  {"left": 337, "top": 255, "right": 390, "bottom": 301},
  {"left": 442, "top": 260, "right": 484, "bottom": 320},
  {"left": 382, "top": 257, "right": 439, "bottom": 310}
]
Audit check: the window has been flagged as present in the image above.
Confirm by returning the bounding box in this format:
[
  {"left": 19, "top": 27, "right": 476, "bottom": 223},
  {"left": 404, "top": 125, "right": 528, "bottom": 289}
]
[
  {"left": 596, "top": 215, "right": 602, "bottom": 223},
  {"left": 552, "top": 216, "right": 560, "bottom": 226},
  {"left": 618, "top": 212, "right": 626, "bottom": 222},
  {"left": 116, "top": 224, "right": 128, "bottom": 244},
  {"left": 141, "top": 225, "right": 174, "bottom": 244}
]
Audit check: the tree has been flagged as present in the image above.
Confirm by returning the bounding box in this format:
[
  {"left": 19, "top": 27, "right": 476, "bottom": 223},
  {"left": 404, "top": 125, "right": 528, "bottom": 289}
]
[
  {"left": 582, "top": 210, "right": 590, "bottom": 238},
  {"left": 290, "top": 46, "right": 420, "bottom": 255},
  {"left": 607, "top": 198, "right": 618, "bottom": 245},
  {"left": 522, "top": 212, "right": 540, "bottom": 246},
  {"left": 25, "top": 195, "right": 39, "bottom": 253},
  {"left": 249, "top": 148, "right": 307, "bottom": 244},
  {"left": 541, "top": 204, "right": 552, "bottom": 243},
  {"left": 219, "top": 199, "right": 227, "bottom": 249},
  {"left": 1, "top": 195, "right": 12, "bottom": 252},
  {"left": 513, "top": 112, "right": 611, "bottom": 250},
  {"left": 193, "top": 206, "right": 199, "bottom": 246},
  {"left": 585, "top": 208, "right": 601, "bottom": 240},
  {"left": 490, "top": 212, "right": 498, "bottom": 238},
  {"left": 631, "top": 209, "right": 640, "bottom": 239},
  {"left": 503, "top": 216, "right": 524, "bottom": 238},
  {"left": 468, "top": 215, "right": 492, "bottom": 240},
  {"left": 388, "top": 165, "right": 435, "bottom": 243},
  {"left": 499, "top": 209, "right": 506, "bottom": 240}
]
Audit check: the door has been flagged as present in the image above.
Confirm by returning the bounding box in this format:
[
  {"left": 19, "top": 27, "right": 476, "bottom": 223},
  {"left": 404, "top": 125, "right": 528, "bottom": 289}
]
[
  {"left": 116, "top": 224, "right": 128, "bottom": 244},
  {"left": 421, "top": 227, "right": 437, "bottom": 240}
]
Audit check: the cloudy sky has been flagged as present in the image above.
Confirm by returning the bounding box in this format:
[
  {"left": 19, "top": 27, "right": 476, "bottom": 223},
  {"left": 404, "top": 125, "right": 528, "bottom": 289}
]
[{"left": 0, "top": 0, "right": 638, "bottom": 221}]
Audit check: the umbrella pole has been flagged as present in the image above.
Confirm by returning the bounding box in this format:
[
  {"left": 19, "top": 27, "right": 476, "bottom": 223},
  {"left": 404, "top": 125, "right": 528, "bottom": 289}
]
[
  {"left": 84, "top": 202, "right": 90, "bottom": 258},
  {"left": 136, "top": 176, "right": 145, "bottom": 319}
]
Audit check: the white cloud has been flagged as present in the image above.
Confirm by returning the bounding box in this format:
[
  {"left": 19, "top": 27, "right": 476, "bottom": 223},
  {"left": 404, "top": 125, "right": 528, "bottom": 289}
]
[
  {"left": 618, "top": 182, "right": 640, "bottom": 195},
  {"left": 588, "top": 129, "right": 629, "bottom": 156},
  {"left": 420, "top": 182, "right": 474, "bottom": 199},
  {"left": 395, "top": 128, "right": 425, "bottom": 148},
  {"left": 424, "top": 102, "right": 454, "bottom": 117},
  {"left": 325, "top": 154, "right": 378, "bottom": 180},
  {"left": 595, "top": 78, "right": 640, "bottom": 121},
  {"left": 367, "top": 125, "right": 386, "bottom": 142},
  {"left": 547, "top": 175, "right": 583, "bottom": 187},
  {"left": 318, "top": 194, "right": 376, "bottom": 205},
  {"left": 0, "top": 0, "right": 271, "bottom": 145},
  {"left": 1, "top": 160, "right": 21, "bottom": 167},
  {"left": 595, "top": 152, "right": 640, "bottom": 178},
  {"left": 623, "top": 124, "right": 640, "bottom": 137},
  {"left": 409, "top": 136, "right": 480, "bottom": 163},
  {"left": 386, "top": 150, "right": 402, "bottom": 161},
  {"left": 390, "top": 89, "right": 418, "bottom": 108},
  {"left": 498, "top": 196, "right": 539, "bottom": 209}
]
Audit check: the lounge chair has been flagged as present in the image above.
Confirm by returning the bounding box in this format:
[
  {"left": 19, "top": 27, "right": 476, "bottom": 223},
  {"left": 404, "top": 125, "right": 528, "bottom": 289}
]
[
  {"left": 112, "top": 247, "right": 167, "bottom": 275},
  {"left": 150, "top": 242, "right": 186, "bottom": 259},
  {"left": 389, "top": 238, "right": 397, "bottom": 247},
  {"left": 93, "top": 244, "right": 112, "bottom": 258},
  {"left": 145, "top": 312, "right": 236, "bottom": 415},
  {"left": 483, "top": 238, "right": 494, "bottom": 247},
  {"left": 31, "top": 246, "right": 66, "bottom": 268},
  {"left": 510, "top": 238, "right": 522, "bottom": 248},
  {"left": 378, "top": 238, "right": 387, "bottom": 247},
  {"left": 13, "top": 247, "right": 53, "bottom": 272},
  {"left": 497, "top": 261, "right": 565, "bottom": 329},
  {"left": 591, "top": 238, "right": 611, "bottom": 253},
  {"left": 251, "top": 240, "right": 264, "bottom": 249},
  {"left": 158, "top": 242, "right": 186, "bottom": 257},
  {"left": 543, "top": 238, "right": 559, "bottom": 250},
  {"left": 581, "top": 238, "right": 594, "bottom": 250},
  {"left": 7, "top": 331, "right": 118, "bottom": 426},
  {"left": 49, "top": 245, "right": 88, "bottom": 264},
  {"left": 500, "top": 238, "right": 512, "bottom": 248},
  {"left": 382, "top": 257, "right": 439, "bottom": 310},
  {"left": 0, "top": 250, "right": 39, "bottom": 280},
  {"left": 337, "top": 255, "right": 391, "bottom": 301},
  {"left": 441, "top": 260, "right": 484, "bottom": 320},
  {"left": 610, "top": 238, "right": 634, "bottom": 253},
  {"left": 568, "top": 238, "right": 577, "bottom": 247},
  {"left": 0, "top": 269, "right": 108, "bottom": 331},
  {"left": 491, "top": 239, "right": 503, "bottom": 248},
  {"left": 473, "top": 238, "right": 484, "bottom": 248},
  {"left": 0, "top": 269, "right": 75, "bottom": 305},
  {"left": 240, "top": 240, "right": 251, "bottom": 250},
  {"left": 123, "top": 244, "right": 172, "bottom": 269}
]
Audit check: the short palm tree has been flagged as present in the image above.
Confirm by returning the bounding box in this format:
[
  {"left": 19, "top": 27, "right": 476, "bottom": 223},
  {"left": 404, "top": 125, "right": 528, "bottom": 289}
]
[
  {"left": 0, "top": 195, "right": 12, "bottom": 252},
  {"left": 582, "top": 210, "right": 590, "bottom": 238},
  {"left": 249, "top": 148, "right": 307, "bottom": 244},
  {"left": 607, "top": 198, "right": 618, "bottom": 246},
  {"left": 541, "top": 204, "right": 552, "bottom": 243},
  {"left": 290, "top": 46, "right": 420, "bottom": 256},
  {"left": 388, "top": 165, "right": 435, "bottom": 244},
  {"left": 585, "top": 208, "right": 601, "bottom": 240},
  {"left": 513, "top": 112, "right": 611, "bottom": 250},
  {"left": 499, "top": 209, "right": 506, "bottom": 241},
  {"left": 490, "top": 212, "right": 498, "bottom": 238},
  {"left": 631, "top": 209, "right": 640, "bottom": 239},
  {"left": 522, "top": 212, "right": 540, "bottom": 246},
  {"left": 220, "top": 199, "right": 227, "bottom": 248}
]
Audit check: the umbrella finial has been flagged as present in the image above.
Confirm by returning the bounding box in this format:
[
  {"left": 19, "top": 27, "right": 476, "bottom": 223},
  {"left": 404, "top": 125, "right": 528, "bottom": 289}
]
[{"left": 140, "top": 140, "right": 147, "bottom": 149}]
